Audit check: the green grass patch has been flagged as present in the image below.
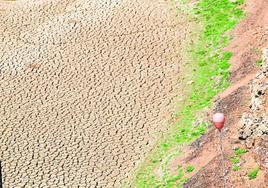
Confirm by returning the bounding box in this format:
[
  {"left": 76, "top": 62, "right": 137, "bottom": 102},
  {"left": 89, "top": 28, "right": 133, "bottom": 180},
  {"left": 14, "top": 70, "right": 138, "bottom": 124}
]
[
  {"left": 132, "top": 0, "right": 244, "bottom": 187},
  {"left": 232, "top": 165, "right": 241, "bottom": 171},
  {"left": 230, "top": 156, "right": 240, "bottom": 164},
  {"left": 229, "top": 147, "right": 247, "bottom": 171},
  {"left": 185, "top": 165, "right": 194, "bottom": 173},
  {"left": 256, "top": 59, "right": 263, "bottom": 67},
  {"left": 234, "top": 147, "right": 247, "bottom": 156},
  {"left": 247, "top": 167, "right": 259, "bottom": 180}
]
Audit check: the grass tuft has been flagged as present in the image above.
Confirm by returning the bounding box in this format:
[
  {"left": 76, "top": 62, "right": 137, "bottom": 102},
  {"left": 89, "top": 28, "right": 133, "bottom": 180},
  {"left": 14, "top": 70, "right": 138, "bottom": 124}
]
[
  {"left": 230, "top": 156, "right": 240, "bottom": 164},
  {"left": 229, "top": 147, "right": 247, "bottom": 171},
  {"left": 234, "top": 147, "right": 247, "bottom": 156},
  {"left": 185, "top": 165, "right": 194, "bottom": 173},
  {"left": 232, "top": 165, "right": 241, "bottom": 171},
  {"left": 248, "top": 167, "right": 259, "bottom": 180},
  {"left": 256, "top": 59, "right": 263, "bottom": 67}
]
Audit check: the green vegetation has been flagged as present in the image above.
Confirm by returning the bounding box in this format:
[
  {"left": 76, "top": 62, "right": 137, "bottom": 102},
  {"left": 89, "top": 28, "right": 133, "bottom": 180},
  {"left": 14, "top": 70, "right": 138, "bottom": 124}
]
[
  {"left": 232, "top": 165, "right": 241, "bottom": 171},
  {"left": 247, "top": 167, "right": 259, "bottom": 180},
  {"left": 229, "top": 147, "right": 247, "bottom": 171},
  {"left": 164, "top": 167, "right": 185, "bottom": 187},
  {"left": 230, "top": 157, "right": 240, "bottom": 171},
  {"left": 132, "top": 0, "right": 244, "bottom": 187},
  {"left": 185, "top": 165, "right": 194, "bottom": 173},
  {"left": 256, "top": 59, "right": 263, "bottom": 67},
  {"left": 234, "top": 147, "right": 247, "bottom": 156},
  {"left": 230, "top": 156, "right": 240, "bottom": 164}
]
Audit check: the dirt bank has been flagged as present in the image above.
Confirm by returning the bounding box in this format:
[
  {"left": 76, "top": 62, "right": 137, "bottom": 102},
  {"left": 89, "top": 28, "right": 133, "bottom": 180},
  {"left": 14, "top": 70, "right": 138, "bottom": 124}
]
[{"left": 168, "top": 0, "right": 268, "bottom": 187}]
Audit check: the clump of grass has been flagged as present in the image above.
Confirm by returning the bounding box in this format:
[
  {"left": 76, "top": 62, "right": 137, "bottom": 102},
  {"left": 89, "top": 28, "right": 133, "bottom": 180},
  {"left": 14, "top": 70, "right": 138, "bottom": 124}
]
[
  {"left": 230, "top": 156, "right": 240, "bottom": 171},
  {"left": 133, "top": 0, "right": 244, "bottom": 187},
  {"left": 152, "top": 159, "right": 158, "bottom": 164},
  {"left": 232, "top": 165, "right": 241, "bottom": 171},
  {"left": 256, "top": 59, "right": 263, "bottom": 67},
  {"left": 230, "top": 156, "right": 240, "bottom": 164},
  {"left": 161, "top": 167, "right": 184, "bottom": 188},
  {"left": 234, "top": 147, "right": 247, "bottom": 156},
  {"left": 185, "top": 165, "right": 194, "bottom": 173},
  {"left": 229, "top": 147, "right": 247, "bottom": 171},
  {"left": 247, "top": 167, "right": 259, "bottom": 180}
]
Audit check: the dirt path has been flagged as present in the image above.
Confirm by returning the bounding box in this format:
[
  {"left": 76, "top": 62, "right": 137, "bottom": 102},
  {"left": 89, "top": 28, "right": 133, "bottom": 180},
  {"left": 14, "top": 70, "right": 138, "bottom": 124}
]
[{"left": 0, "top": 0, "right": 188, "bottom": 187}]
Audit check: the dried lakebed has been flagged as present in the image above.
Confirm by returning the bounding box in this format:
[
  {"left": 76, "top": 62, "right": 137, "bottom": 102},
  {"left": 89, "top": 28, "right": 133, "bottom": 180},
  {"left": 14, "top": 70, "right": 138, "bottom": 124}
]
[{"left": 0, "top": 0, "right": 189, "bottom": 187}]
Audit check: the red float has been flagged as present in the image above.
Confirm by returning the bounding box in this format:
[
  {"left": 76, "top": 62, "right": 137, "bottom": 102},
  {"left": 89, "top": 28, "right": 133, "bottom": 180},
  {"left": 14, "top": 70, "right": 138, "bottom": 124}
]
[{"left": 212, "top": 113, "right": 225, "bottom": 130}]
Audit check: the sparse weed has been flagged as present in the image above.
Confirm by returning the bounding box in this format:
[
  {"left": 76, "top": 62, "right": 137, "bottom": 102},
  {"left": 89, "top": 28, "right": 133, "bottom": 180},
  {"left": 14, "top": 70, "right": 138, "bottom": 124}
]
[
  {"left": 248, "top": 167, "right": 259, "bottom": 180},
  {"left": 256, "top": 59, "right": 263, "bottom": 67},
  {"left": 234, "top": 147, "right": 247, "bottom": 156},
  {"left": 229, "top": 147, "right": 247, "bottom": 171},
  {"left": 185, "top": 165, "right": 194, "bottom": 173},
  {"left": 230, "top": 156, "right": 240, "bottom": 164},
  {"left": 232, "top": 165, "right": 241, "bottom": 171}
]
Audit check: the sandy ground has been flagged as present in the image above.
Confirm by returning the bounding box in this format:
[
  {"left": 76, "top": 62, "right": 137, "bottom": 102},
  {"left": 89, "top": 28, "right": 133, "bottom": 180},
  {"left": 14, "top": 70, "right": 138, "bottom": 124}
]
[{"left": 0, "top": 0, "right": 188, "bottom": 187}]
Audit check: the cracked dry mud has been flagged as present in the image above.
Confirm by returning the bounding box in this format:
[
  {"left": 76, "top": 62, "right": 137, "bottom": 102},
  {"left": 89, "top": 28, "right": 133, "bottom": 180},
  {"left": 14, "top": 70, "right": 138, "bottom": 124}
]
[{"left": 0, "top": 0, "right": 187, "bottom": 187}]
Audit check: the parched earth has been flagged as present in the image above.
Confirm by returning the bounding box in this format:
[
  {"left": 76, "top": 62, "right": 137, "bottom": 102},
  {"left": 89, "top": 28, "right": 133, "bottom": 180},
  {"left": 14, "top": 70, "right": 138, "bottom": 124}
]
[{"left": 0, "top": 0, "right": 188, "bottom": 187}]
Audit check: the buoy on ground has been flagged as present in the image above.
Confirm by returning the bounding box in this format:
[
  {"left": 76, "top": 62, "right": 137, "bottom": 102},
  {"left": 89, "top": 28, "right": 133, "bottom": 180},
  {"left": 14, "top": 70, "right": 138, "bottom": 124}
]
[{"left": 212, "top": 113, "right": 225, "bottom": 130}]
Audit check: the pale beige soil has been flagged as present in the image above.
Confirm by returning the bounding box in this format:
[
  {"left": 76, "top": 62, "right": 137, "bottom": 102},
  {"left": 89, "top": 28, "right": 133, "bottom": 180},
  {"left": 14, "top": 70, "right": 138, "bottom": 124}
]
[{"left": 0, "top": 0, "right": 189, "bottom": 187}]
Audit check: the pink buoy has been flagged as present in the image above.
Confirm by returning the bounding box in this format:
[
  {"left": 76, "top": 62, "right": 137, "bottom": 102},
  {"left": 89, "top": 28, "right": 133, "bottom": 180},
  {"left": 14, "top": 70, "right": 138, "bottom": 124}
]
[{"left": 212, "top": 113, "right": 225, "bottom": 130}]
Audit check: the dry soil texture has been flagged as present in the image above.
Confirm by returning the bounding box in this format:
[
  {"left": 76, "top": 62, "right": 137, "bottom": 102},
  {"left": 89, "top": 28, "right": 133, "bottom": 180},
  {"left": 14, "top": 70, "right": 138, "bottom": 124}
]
[{"left": 0, "top": 0, "right": 187, "bottom": 187}]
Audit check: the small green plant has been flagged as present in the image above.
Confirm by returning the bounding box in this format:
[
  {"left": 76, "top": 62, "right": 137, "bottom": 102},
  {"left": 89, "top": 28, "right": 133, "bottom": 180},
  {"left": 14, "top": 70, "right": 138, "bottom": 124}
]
[
  {"left": 180, "top": 177, "right": 189, "bottom": 185},
  {"left": 234, "top": 147, "right": 247, "bottom": 156},
  {"left": 177, "top": 167, "right": 184, "bottom": 179},
  {"left": 247, "top": 167, "right": 259, "bottom": 180},
  {"left": 151, "top": 159, "right": 158, "bottom": 164},
  {"left": 185, "top": 165, "right": 194, "bottom": 173},
  {"left": 230, "top": 156, "right": 240, "bottom": 164},
  {"left": 163, "top": 167, "right": 184, "bottom": 187},
  {"left": 232, "top": 165, "right": 241, "bottom": 171},
  {"left": 256, "top": 59, "right": 263, "bottom": 67},
  {"left": 229, "top": 147, "right": 247, "bottom": 171}
]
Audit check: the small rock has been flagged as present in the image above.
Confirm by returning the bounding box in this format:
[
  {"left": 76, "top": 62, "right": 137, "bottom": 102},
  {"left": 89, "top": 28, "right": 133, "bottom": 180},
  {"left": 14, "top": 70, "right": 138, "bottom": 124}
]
[
  {"left": 238, "top": 122, "right": 245, "bottom": 129},
  {"left": 246, "top": 138, "right": 255, "bottom": 149},
  {"left": 249, "top": 124, "right": 258, "bottom": 130},
  {"left": 244, "top": 127, "right": 253, "bottom": 137},
  {"left": 239, "top": 131, "right": 247, "bottom": 140},
  {"left": 253, "top": 129, "right": 263, "bottom": 137},
  {"left": 258, "top": 123, "right": 268, "bottom": 132}
]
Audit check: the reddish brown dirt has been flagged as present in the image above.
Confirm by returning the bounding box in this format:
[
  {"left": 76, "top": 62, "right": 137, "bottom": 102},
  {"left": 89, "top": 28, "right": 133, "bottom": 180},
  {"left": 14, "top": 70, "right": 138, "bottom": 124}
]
[
  {"left": 228, "top": 0, "right": 268, "bottom": 83},
  {"left": 168, "top": 0, "right": 268, "bottom": 187}
]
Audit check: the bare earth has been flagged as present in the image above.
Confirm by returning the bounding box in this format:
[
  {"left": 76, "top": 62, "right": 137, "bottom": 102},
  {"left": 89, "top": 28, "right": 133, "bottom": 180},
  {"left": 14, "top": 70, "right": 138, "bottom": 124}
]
[{"left": 0, "top": 0, "right": 187, "bottom": 187}]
